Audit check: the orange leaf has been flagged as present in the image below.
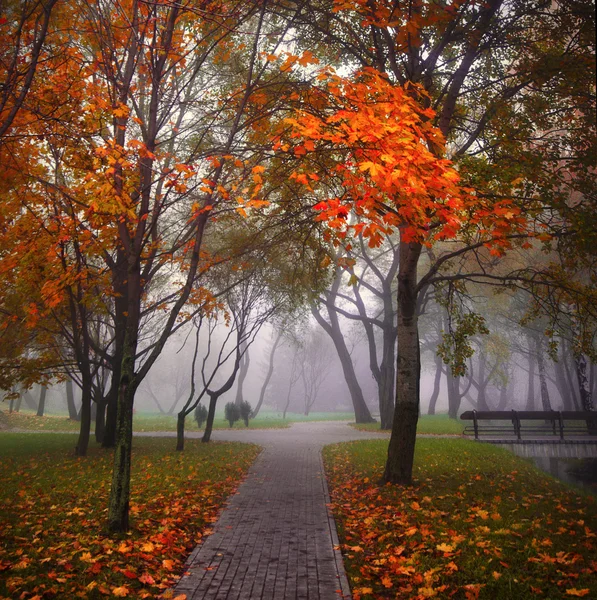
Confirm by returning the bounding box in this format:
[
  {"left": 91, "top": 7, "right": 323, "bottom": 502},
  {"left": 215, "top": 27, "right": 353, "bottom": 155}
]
[{"left": 566, "top": 590, "right": 590, "bottom": 597}]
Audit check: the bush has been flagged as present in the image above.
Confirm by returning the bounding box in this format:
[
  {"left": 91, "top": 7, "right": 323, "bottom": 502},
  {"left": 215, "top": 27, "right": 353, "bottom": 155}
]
[
  {"left": 239, "top": 401, "right": 252, "bottom": 427},
  {"left": 194, "top": 403, "right": 208, "bottom": 428},
  {"left": 224, "top": 402, "right": 240, "bottom": 428}
]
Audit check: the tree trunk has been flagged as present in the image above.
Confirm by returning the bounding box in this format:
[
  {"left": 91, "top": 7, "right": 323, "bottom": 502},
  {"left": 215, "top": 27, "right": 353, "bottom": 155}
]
[
  {"left": 563, "top": 347, "right": 581, "bottom": 410},
  {"left": 282, "top": 379, "right": 293, "bottom": 419},
  {"left": 107, "top": 322, "right": 138, "bottom": 533},
  {"left": 95, "top": 397, "right": 107, "bottom": 443},
  {"left": 234, "top": 346, "right": 250, "bottom": 407},
  {"left": 574, "top": 352, "right": 594, "bottom": 412},
  {"left": 14, "top": 395, "right": 22, "bottom": 412},
  {"left": 377, "top": 285, "right": 397, "bottom": 428},
  {"left": 535, "top": 336, "right": 552, "bottom": 411},
  {"left": 75, "top": 379, "right": 92, "bottom": 456},
  {"left": 36, "top": 385, "right": 47, "bottom": 417},
  {"left": 253, "top": 332, "right": 282, "bottom": 418},
  {"left": 446, "top": 370, "right": 461, "bottom": 419},
  {"left": 383, "top": 241, "right": 421, "bottom": 485},
  {"left": 525, "top": 351, "right": 536, "bottom": 411},
  {"left": 102, "top": 376, "right": 119, "bottom": 448},
  {"left": 427, "top": 353, "right": 442, "bottom": 415},
  {"left": 312, "top": 307, "right": 374, "bottom": 423},
  {"left": 378, "top": 345, "right": 395, "bottom": 429},
  {"left": 176, "top": 412, "right": 185, "bottom": 451},
  {"left": 66, "top": 378, "right": 80, "bottom": 420},
  {"left": 476, "top": 352, "right": 490, "bottom": 411},
  {"left": 202, "top": 392, "right": 219, "bottom": 443},
  {"left": 496, "top": 380, "right": 509, "bottom": 410}
]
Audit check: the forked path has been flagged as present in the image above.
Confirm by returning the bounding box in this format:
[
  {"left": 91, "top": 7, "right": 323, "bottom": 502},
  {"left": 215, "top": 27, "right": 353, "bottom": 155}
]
[{"left": 172, "top": 421, "right": 387, "bottom": 600}]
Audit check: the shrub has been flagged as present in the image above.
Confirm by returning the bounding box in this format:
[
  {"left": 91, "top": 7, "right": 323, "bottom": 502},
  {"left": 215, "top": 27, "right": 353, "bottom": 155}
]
[
  {"left": 224, "top": 402, "right": 240, "bottom": 427},
  {"left": 239, "top": 401, "right": 252, "bottom": 427},
  {"left": 194, "top": 403, "right": 208, "bottom": 428}
]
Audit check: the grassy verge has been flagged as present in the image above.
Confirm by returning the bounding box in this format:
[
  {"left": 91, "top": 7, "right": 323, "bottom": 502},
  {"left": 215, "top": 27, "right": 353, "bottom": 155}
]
[
  {"left": 0, "top": 433, "right": 260, "bottom": 599},
  {"left": 323, "top": 439, "right": 597, "bottom": 599},
  {"left": 351, "top": 414, "right": 464, "bottom": 435},
  {"left": 1, "top": 409, "right": 357, "bottom": 433}
]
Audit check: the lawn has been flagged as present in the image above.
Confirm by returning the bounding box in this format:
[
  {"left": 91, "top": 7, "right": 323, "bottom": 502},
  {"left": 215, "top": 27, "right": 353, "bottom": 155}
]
[
  {"left": 323, "top": 438, "right": 597, "bottom": 599},
  {"left": 351, "top": 414, "right": 465, "bottom": 435},
  {"left": 0, "top": 433, "right": 260, "bottom": 599},
  {"left": 0, "top": 409, "right": 357, "bottom": 433}
]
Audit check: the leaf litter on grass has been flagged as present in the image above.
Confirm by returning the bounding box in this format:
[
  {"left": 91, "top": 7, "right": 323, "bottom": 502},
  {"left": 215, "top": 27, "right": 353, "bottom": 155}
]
[
  {"left": 0, "top": 434, "right": 259, "bottom": 599},
  {"left": 323, "top": 439, "right": 597, "bottom": 600}
]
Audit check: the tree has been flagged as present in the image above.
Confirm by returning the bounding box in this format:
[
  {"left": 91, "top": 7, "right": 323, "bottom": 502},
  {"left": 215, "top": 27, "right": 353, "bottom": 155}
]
[
  {"left": 312, "top": 265, "right": 375, "bottom": 423},
  {"left": 224, "top": 402, "right": 240, "bottom": 428},
  {"left": 285, "top": 0, "right": 595, "bottom": 484},
  {"left": 239, "top": 401, "right": 252, "bottom": 427},
  {"left": 194, "top": 403, "right": 208, "bottom": 428}
]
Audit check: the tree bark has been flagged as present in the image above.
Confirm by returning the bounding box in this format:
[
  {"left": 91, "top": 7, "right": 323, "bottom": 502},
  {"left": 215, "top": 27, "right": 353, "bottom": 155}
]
[
  {"left": 383, "top": 241, "right": 421, "bottom": 484},
  {"left": 66, "top": 378, "right": 80, "bottom": 420},
  {"left": 36, "top": 385, "right": 47, "bottom": 417},
  {"left": 574, "top": 352, "right": 594, "bottom": 412},
  {"left": 446, "top": 370, "right": 461, "bottom": 419},
  {"left": 476, "top": 351, "right": 490, "bottom": 411},
  {"left": 75, "top": 377, "right": 92, "bottom": 456},
  {"left": 95, "top": 397, "right": 107, "bottom": 443},
  {"left": 176, "top": 412, "right": 186, "bottom": 451},
  {"left": 234, "top": 345, "right": 250, "bottom": 407},
  {"left": 535, "top": 336, "right": 552, "bottom": 411},
  {"left": 202, "top": 392, "right": 219, "bottom": 443},
  {"left": 496, "top": 380, "right": 509, "bottom": 410},
  {"left": 427, "top": 353, "right": 442, "bottom": 415},
  {"left": 525, "top": 351, "right": 536, "bottom": 411},
  {"left": 102, "top": 383, "right": 118, "bottom": 448},
  {"left": 107, "top": 317, "right": 138, "bottom": 533}
]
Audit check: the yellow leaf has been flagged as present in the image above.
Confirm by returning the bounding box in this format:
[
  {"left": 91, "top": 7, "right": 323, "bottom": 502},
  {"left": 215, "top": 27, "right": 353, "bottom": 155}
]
[
  {"left": 140, "top": 542, "right": 155, "bottom": 553},
  {"left": 117, "top": 541, "right": 130, "bottom": 554},
  {"left": 162, "top": 559, "right": 175, "bottom": 570},
  {"left": 112, "top": 586, "right": 130, "bottom": 597},
  {"left": 381, "top": 576, "right": 393, "bottom": 588},
  {"left": 436, "top": 543, "right": 455, "bottom": 553},
  {"left": 359, "top": 161, "right": 384, "bottom": 177}
]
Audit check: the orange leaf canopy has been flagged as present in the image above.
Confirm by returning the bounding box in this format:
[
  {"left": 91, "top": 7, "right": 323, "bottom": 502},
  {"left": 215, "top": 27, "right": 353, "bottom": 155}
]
[{"left": 281, "top": 68, "right": 466, "bottom": 246}]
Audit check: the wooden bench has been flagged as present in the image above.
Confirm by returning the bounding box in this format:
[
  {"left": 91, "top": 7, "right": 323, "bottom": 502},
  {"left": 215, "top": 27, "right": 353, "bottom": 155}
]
[{"left": 460, "top": 410, "right": 597, "bottom": 440}]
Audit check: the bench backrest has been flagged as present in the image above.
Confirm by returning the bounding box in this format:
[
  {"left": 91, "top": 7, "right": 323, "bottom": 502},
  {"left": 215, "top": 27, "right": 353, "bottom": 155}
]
[{"left": 461, "top": 410, "right": 597, "bottom": 422}]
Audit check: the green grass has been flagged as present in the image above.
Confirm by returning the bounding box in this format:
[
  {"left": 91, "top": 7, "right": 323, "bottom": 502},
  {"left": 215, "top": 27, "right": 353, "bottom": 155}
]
[
  {"left": 0, "top": 433, "right": 260, "bottom": 599},
  {"left": 1, "top": 408, "right": 357, "bottom": 433},
  {"left": 323, "top": 438, "right": 597, "bottom": 599},
  {"left": 351, "top": 413, "right": 464, "bottom": 435}
]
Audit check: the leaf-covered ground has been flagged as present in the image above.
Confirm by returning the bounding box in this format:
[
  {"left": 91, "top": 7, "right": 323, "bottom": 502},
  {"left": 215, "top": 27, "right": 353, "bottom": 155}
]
[
  {"left": 0, "top": 434, "right": 260, "bottom": 599},
  {"left": 323, "top": 439, "right": 597, "bottom": 599}
]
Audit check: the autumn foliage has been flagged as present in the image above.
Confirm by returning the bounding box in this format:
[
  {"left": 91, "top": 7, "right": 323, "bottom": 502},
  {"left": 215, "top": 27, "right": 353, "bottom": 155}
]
[
  {"left": 0, "top": 435, "right": 259, "bottom": 599},
  {"left": 279, "top": 68, "right": 527, "bottom": 253},
  {"left": 324, "top": 439, "right": 597, "bottom": 599}
]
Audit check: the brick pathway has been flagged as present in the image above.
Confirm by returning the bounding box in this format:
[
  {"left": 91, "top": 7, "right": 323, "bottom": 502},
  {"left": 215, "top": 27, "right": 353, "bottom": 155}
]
[{"left": 171, "top": 421, "right": 387, "bottom": 600}]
